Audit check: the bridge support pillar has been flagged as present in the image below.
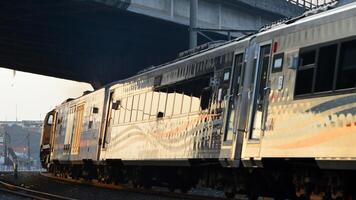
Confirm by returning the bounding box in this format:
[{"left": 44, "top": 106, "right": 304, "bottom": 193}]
[{"left": 189, "top": 0, "right": 198, "bottom": 49}]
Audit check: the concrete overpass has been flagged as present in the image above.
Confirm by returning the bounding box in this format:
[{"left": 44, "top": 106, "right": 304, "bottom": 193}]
[
  {"left": 109, "top": 0, "right": 305, "bottom": 35},
  {"left": 0, "top": 0, "right": 325, "bottom": 88}
]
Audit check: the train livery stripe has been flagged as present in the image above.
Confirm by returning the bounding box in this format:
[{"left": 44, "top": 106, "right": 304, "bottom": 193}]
[
  {"left": 306, "top": 95, "right": 356, "bottom": 113},
  {"left": 273, "top": 124, "right": 356, "bottom": 149}
]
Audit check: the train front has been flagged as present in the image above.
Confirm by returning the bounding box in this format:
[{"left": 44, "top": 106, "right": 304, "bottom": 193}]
[{"left": 39, "top": 110, "right": 56, "bottom": 169}]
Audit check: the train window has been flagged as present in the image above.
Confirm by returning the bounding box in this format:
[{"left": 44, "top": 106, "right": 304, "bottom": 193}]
[
  {"left": 231, "top": 53, "right": 244, "bottom": 95},
  {"left": 315, "top": 44, "right": 337, "bottom": 92},
  {"left": 295, "top": 68, "right": 314, "bottom": 95},
  {"left": 65, "top": 108, "right": 75, "bottom": 144},
  {"left": 300, "top": 50, "right": 316, "bottom": 66},
  {"left": 137, "top": 93, "right": 145, "bottom": 121},
  {"left": 125, "top": 96, "right": 133, "bottom": 123},
  {"left": 201, "top": 87, "right": 211, "bottom": 110},
  {"left": 272, "top": 53, "right": 284, "bottom": 73},
  {"left": 47, "top": 114, "right": 54, "bottom": 125},
  {"left": 214, "top": 56, "right": 221, "bottom": 68},
  {"left": 173, "top": 93, "right": 183, "bottom": 115},
  {"left": 111, "top": 106, "right": 118, "bottom": 125},
  {"left": 165, "top": 93, "right": 175, "bottom": 117},
  {"left": 336, "top": 40, "right": 356, "bottom": 90},
  {"left": 154, "top": 74, "right": 212, "bottom": 113},
  {"left": 150, "top": 92, "right": 159, "bottom": 119},
  {"left": 119, "top": 98, "right": 126, "bottom": 124},
  {"left": 191, "top": 96, "right": 200, "bottom": 112},
  {"left": 295, "top": 38, "right": 356, "bottom": 98},
  {"left": 226, "top": 52, "right": 234, "bottom": 66},
  {"left": 222, "top": 55, "right": 226, "bottom": 66},
  {"left": 144, "top": 92, "right": 153, "bottom": 120},
  {"left": 131, "top": 95, "right": 139, "bottom": 122},
  {"left": 295, "top": 50, "right": 316, "bottom": 96},
  {"left": 182, "top": 94, "right": 192, "bottom": 113},
  {"left": 158, "top": 92, "right": 167, "bottom": 117}
]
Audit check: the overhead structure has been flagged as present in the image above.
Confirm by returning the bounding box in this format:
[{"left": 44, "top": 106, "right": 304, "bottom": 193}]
[{"left": 0, "top": 0, "right": 332, "bottom": 88}]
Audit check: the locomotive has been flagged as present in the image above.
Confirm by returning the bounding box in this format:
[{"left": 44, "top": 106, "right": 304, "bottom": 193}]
[{"left": 40, "top": 2, "right": 356, "bottom": 199}]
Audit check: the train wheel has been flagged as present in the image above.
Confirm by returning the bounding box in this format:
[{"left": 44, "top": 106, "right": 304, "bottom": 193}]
[
  {"left": 224, "top": 191, "right": 236, "bottom": 199},
  {"left": 168, "top": 186, "right": 176, "bottom": 192},
  {"left": 132, "top": 181, "right": 139, "bottom": 188},
  {"left": 179, "top": 185, "right": 190, "bottom": 194},
  {"left": 143, "top": 183, "right": 152, "bottom": 190}
]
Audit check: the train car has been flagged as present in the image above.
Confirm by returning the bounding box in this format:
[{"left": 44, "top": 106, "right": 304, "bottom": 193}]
[
  {"left": 40, "top": 89, "right": 106, "bottom": 173},
  {"left": 40, "top": 2, "right": 356, "bottom": 199},
  {"left": 40, "top": 38, "right": 252, "bottom": 194},
  {"left": 240, "top": 2, "right": 356, "bottom": 198}
]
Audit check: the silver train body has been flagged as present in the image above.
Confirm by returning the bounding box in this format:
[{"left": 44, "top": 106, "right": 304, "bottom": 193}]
[{"left": 40, "top": 3, "right": 356, "bottom": 198}]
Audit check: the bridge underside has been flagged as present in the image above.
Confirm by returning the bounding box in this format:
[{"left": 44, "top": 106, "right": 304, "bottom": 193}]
[{"left": 0, "top": 0, "right": 225, "bottom": 88}]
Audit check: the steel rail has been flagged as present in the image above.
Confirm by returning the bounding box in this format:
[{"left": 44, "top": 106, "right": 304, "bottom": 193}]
[
  {"left": 41, "top": 172, "right": 233, "bottom": 200},
  {"left": 0, "top": 180, "right": 77, "bottom": 200}
]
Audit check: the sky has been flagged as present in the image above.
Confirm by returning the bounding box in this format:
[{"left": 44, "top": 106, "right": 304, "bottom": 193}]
[{"left": 0, "top": 68, "right": 92, "bottom": 121}]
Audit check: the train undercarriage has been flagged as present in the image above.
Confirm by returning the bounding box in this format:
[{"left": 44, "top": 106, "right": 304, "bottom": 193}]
[{"left": 46, "top": 159, "right": 356, "bottom": 199}]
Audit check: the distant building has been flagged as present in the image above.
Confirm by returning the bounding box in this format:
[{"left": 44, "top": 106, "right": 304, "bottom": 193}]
[{"left": 0, "top": 121, "right": 42, "bottom": 171}]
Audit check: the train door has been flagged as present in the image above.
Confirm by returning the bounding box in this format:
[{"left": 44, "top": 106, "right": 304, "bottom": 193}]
[
  {"left": 221, "top": 53, "right": 245, "bottom": 163},
  {"left": 64, "top": 106, "right": 75, "bottom": 160},
  {"left": 223, "top": 53, "right": 245, "bottom": 141},
  {"left": 49, "top": 111, "right": 58, "bottom": 152},
  {"left": 248, "top": 43, "right": 272, "bottom": 140},
  {"left": 71, "top": 104, "right": 85, "bottom": 155},
  {"left": 102, "top": 91, "right": 115, "bottom": 149}
]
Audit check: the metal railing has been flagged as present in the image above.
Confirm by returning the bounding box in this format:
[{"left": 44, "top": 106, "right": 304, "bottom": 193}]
[{"left": 286, "top": 0, "right": 336, "bottom": 9}]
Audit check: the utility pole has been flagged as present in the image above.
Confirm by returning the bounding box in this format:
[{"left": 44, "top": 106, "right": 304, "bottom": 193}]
[
  {"left": 27, "top": 131, "right": 30, "bottom": 170},
  {"left": 0, "top": 128, "right": 6, "bottom": 169},
  {"left": 4, "top": 130, "right": 11, "bottom": 167},
  {"left": 15, "top": 104, "right": 17, "bottom": 122},
  {"left": 4, "top": 131, "right": 7, "bottom": 165},
  {"left": 189, "top": 0, "right": 198, "bottom": 49}
]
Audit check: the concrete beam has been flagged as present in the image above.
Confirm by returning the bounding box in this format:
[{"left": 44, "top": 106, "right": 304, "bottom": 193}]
[
  {"left": 232, "top": 0, "right": 305, "bottom": 17},
  {"left": 338, "top": 0, "right": 356, "bottom": 5},
  {"left": 127, "top": 0, "right": 282, "bottom": 29},
  {"left": 89, "top": 0, "right": 305, "bottom": 37}
]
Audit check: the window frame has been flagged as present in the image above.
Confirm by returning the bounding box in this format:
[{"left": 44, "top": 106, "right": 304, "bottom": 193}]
[
  {"left": 294, "top": 36, "right": 356, "bottom": 99},
  {"left": 335, "top": 40, "right": 356, "bottom": 90},
  {"left": 314, "top": 44, "right": 338, "bottom": 93}
]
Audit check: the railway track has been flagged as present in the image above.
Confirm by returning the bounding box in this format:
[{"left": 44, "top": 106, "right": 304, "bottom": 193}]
[
  {"left": 41, "top": 172, "right": 235, "bottom": 200},
  {"left": 0, "top": 179, "right": 77, "bottom": 200}
]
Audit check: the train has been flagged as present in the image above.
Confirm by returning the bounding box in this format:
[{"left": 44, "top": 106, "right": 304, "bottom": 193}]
[{"left": 40, "top": 2, "right": 356, "bottom": 199}]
